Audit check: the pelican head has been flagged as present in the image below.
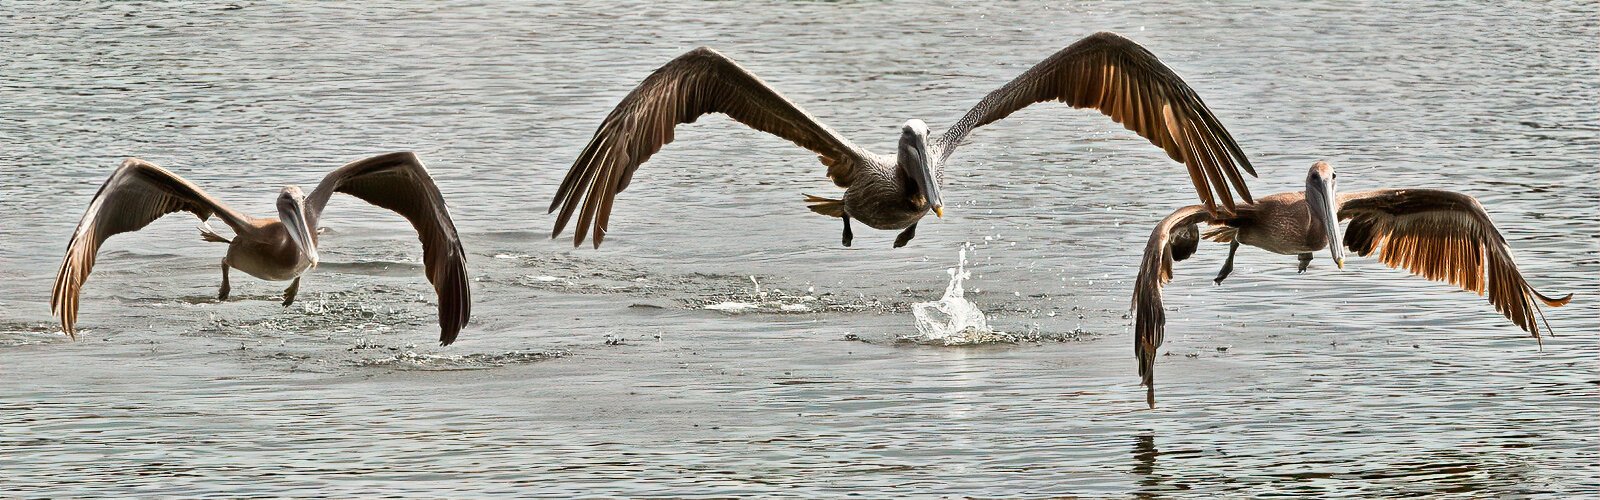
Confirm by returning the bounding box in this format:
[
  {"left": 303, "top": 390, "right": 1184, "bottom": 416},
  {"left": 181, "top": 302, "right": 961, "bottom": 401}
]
[
  {"left": 1304, "top": 161, "right": 1344, "bottom": 269},
  {"left": 899, "top": 119, "right": 942, "bottom": 218},
  {"left": 277, "top": 186, "right": 319, "bottom": 267}
]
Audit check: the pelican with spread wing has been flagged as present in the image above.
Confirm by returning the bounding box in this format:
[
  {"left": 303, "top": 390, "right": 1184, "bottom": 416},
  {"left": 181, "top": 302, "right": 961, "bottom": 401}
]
[
  {"left": 52, "top": 152, "right": 472, "bottom": 345},
  {"left": 551, "top": 32, "right": 1256, "bottom": 248},
  {"left": 1132, "top": 161, "right": 1572, "bottom": 408}
]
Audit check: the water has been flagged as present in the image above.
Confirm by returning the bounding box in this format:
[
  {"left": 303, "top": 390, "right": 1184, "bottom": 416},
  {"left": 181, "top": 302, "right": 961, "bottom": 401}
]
[
  {"left": 910, "top": 245, "right": 1007, "bottom": 345},
  {"left": 1, "top": 1, "right": 1596, "bottom": 497}
]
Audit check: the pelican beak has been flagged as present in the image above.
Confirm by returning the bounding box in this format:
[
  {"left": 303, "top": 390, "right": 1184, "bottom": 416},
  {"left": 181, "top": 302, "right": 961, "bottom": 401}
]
[
  {"left": 1322, "top": 187, "right": 1343, "bottom": 270},
  {"left": 279, "top": 187, "right": 319, "bottom": 267},
  {"left": 913, "top": 132, "right": 942, "bottom": 219},
  {"left": 1306, "top": 163, "right": 1344, "bottom": 270},
  {"left": 900, "top": 119, "right": 943, "bottom": 220}
]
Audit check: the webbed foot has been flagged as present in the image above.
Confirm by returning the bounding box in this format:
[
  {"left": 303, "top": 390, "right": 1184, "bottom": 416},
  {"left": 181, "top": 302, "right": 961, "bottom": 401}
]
[
  {"left": 893, "top": 223, "right": 917, "bottom": 248},
  {"left": 842, "top": 215, "right": 854, "bottom": 247},
  {"left": 282, "top": 277, "right": 301, "bottom": 307}
]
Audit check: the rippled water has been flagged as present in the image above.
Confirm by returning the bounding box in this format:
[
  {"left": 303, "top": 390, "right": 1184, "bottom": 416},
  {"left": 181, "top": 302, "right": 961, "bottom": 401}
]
[{"left": 2, "top": 1, "right": 1596, "bottom": 497}]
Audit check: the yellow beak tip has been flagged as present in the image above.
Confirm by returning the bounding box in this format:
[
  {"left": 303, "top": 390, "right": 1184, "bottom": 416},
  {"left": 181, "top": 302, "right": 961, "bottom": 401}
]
[
  {"left": 1336, "top": 259, "right": 1345, "bottom": 270},
  {"left": 932, "top": 207, "right": 945, "bottom": 219}
]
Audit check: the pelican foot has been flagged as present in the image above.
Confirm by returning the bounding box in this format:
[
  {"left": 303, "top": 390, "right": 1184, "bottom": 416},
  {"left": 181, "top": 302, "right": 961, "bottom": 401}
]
[
  {"left": 1212, "top": 270, "right": 1231, "bottom": 285},
  {"left": 1297, "top": 253, "right": 1313, "bottom": 273},
  {"left": 218, "top": 261, "right": 231, "bottom": 301},
  {"left": 1214, "top": 241, "right": 1239, "bottom": 285},
  {"left": 282, "top": 277, "right": 301, "bottom": 307},
  {"left": 841, "top": 215, "right": 854, "bottom": 247},
  {"left": 893, "top": 223, "right": 918, "bottom": 248}
]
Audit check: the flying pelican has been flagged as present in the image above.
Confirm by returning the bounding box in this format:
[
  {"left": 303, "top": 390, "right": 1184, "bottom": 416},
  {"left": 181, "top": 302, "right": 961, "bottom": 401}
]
[
  {"left": 52, "top": 152, "right": 472, "bottom": 345},
  {"left": 551, "top": 32, "right": 1256, "bottom": 249},
  {"left": 1132, "top": 161, "right": 1572, "bottom": 408}
]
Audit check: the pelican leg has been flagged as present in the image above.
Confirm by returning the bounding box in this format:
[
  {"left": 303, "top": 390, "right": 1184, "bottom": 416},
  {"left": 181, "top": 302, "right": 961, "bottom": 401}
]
[
  {"left": 1213, "top": 241, "right": 1240, "bottom": 285},
  {"left": 218, "top": 260, "right": 231, "bottom": 301},
  {"left": 1297, "top": 253, "right": 1313, "bottom": 273},
  {"left": 841, "top": 215, "right": 854, "bottom": 247},
  {"left": 893, "top": 222, "right": 918, "bottom": 248},
  {"left": 282, "top": 277, "right": 301, "bottom": 307}
]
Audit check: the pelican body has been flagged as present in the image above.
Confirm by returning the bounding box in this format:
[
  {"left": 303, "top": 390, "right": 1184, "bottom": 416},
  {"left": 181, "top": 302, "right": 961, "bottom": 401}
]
[
  {"left": 203, "top": 185, "right": 321, "bottom": 300},
  {"left": 1132, "top": 161, "right": 1572, "bottom": 408},
  {"left": 222, "top": 214, "right": 315, "bottom": 283},
  {"left": 52, "top": 152, "right": 472, "bottom": 345},
  {"left": 551, "top": 32, "right": 1257, "bottom": 249}
]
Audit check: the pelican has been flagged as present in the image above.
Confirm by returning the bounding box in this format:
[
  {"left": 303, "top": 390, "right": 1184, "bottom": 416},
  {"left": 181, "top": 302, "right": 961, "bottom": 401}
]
[
  {"left": 551, "top": 32, "right": 1256, "bottom": 248},
  {"left": 52, "top": 152, "right": 472, "bottom": 345},
  {"left": 1132, "top": 161, "right": 1572, "bottom": 407}
]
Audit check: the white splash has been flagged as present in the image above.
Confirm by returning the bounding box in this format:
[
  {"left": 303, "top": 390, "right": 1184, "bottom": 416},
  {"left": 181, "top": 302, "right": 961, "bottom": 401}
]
[
  {"left": 908, "top": 245, "right": 1010, "bottom": 345},
  {"left": 703, "top": 301, "right": 758, "bottom": 312}
]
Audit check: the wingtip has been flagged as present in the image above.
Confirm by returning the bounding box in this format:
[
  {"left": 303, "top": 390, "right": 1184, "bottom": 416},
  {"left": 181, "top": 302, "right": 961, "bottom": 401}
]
[{"left": 1540, "top": 292, "right": 1574, "bottom": 308}]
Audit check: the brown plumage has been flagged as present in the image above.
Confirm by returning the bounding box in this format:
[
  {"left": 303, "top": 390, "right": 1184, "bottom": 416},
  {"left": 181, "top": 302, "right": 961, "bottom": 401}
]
[
  {"left": 1131, "top": 161, "right": 1571, "bottom": 408},
  {"left": 51, "top": 152, "right": 473, "bottom": 346},
  {"left": 551, "top": 32, "right": 1255, "bottom": 249}
]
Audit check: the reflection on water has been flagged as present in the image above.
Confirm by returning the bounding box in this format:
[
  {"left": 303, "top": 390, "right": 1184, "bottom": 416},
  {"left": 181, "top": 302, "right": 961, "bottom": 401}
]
[
  {"left": 1, "top": 0, "right": 1596, "bottom": 497},
  {"left": 1132, "top": 432, "right": 1165, "bottom": 498}
]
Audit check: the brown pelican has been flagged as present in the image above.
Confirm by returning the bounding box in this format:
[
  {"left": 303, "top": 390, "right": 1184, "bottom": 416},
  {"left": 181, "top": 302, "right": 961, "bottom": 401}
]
[
  {"left": 1132, "top": 161, "right": 1572, "bottom": 408},
  {"left": 51, "top": 152, "right": 472, "bottom": 345},
  {"left": 551, "top": 32, "right": 1256, "bottom": 248}
]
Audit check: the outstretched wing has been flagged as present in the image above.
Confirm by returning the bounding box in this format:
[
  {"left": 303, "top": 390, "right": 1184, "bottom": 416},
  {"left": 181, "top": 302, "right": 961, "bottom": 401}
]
[
  {"left": 52, "top": 158, "right": 253, "bottom": 336},
  {"left": 1131, "top": 204, "right": 1219, "bottom": 408},
  {"left": 1338, "top": 189, "right": 1571, "bottom": 342},
  {"left": 549, "top": 47, "right": 873, "bottom": 248},
  {"left": 307, "top": 152, "right": 471, "bottom": 346},
  {"left": 937, "top": 32, "right": 1255, "bottom": 216}
]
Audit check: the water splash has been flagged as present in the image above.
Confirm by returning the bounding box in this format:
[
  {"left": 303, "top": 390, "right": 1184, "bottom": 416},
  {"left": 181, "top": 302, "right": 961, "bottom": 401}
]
[{"left": 907, "top": 244, "right": 1013, "bottom": 345}]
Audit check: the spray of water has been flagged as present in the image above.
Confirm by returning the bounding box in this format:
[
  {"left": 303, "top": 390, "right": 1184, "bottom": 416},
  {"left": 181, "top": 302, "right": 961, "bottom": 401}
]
[{"left": 907, "top": 244, "right": 1012, "bottom": 345}]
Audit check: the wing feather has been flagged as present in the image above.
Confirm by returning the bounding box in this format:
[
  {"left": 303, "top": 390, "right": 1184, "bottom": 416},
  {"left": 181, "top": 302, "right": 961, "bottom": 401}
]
[
  {"left": 1338, "top": 189, "right": 1571, "bottom": 342},
  {"left": 306, "top": 152, "right": 471, "bottom": 346},
  {"left": 1131, "top": 205, "right": 1219, "bottom": 408},
  {"left": 550, "top": 47, "right": 872, "bottom": 248},
  {"left": 936, "top": 32, "right": 1255, "bottom": 216},
  {"left": 51, "top": 159, "right": 252, "bottom": 336}
]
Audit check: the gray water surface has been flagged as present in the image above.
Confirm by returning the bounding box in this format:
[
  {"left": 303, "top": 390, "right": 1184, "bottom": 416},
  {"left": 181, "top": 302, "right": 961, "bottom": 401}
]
[{"left": 2, "top": 1, "right": 1597, "bottom": 497}]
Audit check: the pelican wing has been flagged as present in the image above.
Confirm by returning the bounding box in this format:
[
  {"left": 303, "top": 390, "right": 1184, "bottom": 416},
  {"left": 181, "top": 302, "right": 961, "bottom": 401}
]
[
  {"left": 936, "top": 32, "right": 1255, "bottom": 216},
  {"left": 306, "top": 152, "right": 471, "bottom": 346},
  {"left": 549, "top": 47, "right": 873, "bottom": 248},
  {"left": 1338, "top": 189, "right": 1571, "bottom": 341},
  {"left": 1131, "top": 204, "right": 1220, "bottom": 408},
  {"left": 52, "top": 158, "right": 253, "bottom": 336}
]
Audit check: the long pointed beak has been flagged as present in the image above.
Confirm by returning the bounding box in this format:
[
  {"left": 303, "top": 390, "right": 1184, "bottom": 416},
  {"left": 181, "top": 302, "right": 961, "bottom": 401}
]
[
  {"left": 1315, "top": 181, "right": 1344, "bottom": 270},
  {"left": 916, "top": 141, "right": 943, "bottom": 219},
  {"left": 283, "top": 202, "right": 319, "bottom": 267}
]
